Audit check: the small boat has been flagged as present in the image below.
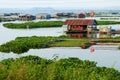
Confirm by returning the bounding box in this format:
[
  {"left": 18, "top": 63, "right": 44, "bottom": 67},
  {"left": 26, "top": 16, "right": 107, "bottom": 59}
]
[
  {"left": 81, "top": 43, "right": 91, "bottom": 49},
  {"left": 90, "top": 48, "right": 95, "bottom": 53}
]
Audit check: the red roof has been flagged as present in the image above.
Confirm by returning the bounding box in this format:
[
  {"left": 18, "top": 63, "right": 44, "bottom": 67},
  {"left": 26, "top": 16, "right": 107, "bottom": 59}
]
[{"left": 64, "top": 19, "right": 96, "bottom": 25}]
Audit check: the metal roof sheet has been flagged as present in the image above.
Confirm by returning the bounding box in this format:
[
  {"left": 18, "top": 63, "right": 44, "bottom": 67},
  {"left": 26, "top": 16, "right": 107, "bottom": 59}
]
[{"left": 64, "top": 19, "right": 96, "bottom": 25}]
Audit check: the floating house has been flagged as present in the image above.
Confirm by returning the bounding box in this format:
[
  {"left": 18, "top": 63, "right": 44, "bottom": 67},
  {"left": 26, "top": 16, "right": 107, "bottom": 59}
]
[
  {"left": 36, "top": 13, "right": 51, "bottom": 19},
  {"left": 99, "top": 26, "right": 111, "bottom": 34},
  {"left": 77, "top": 13, "right": 86, "bottom": 18},
  {"left": 63, "top": 19, "right": 97, "bottom": 33},
  {"left": 0, "top": 13, "right": 4, "bottom": 18},
  {"left": 19, "top": 14, "right": 36, "bottom": 21},
  {"left": 56, "top": 12, "right": 75, "bottom": 18},
  {"left": 90, "top": 11, "right": 95, "bottom": 17}
]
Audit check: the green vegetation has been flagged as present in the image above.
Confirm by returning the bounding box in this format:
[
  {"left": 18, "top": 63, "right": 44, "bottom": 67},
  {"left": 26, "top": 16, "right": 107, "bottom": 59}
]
[
  {"left": 0, "top": 36, "right": 90, "bottom": 54},
  {"left": 0, "top": 55, "right": 120, "bottom": 80},
  {"left": 50, "top": 39, "right": 89, "bottom": 47},
  {"left": 3, "top": 20, "right": 120, "bottom": 29},
  {"left": 3, "top": 21, "right": 63, "bottom": 29},
  {"left": 97, "top": 21, "right": 120, "bottom": 25},
  {"left": 119, "top": 46, "right": 120, "bottom": 49},
  {"left": 0, "top": 36, "right": 59, "bottom": 54},
  {"left": 100, "top": 17, "right": 119, "bottom": 20},
  {"left": 92, "top": 37, "right": 120, "bottom": 50},
  {"left": 93, "top": 37, "right": 120, "bottom": 43},
  {"left": 94, "top": 39, "right": 120, "bottom": 43},
  {"left": 0, "top": 35, "right": 120, "bottom": 54}
]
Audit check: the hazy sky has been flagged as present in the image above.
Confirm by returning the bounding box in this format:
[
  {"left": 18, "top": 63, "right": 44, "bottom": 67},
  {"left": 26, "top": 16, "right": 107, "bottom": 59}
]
[{"left": 0, "top": 0, "right": 120, "bottom": 9}]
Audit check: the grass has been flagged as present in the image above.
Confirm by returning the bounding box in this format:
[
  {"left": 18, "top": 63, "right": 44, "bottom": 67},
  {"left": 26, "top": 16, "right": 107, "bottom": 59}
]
[
  {"left": 97, "top": 21, "right": 120, "bottom": 25},
  {"left": 3, "top": 20, "right": 120, "bottom": 29},
  {"left": 93, "top": 38, "right": 120, "bottom": 43},
  {"left": 0, "top": 35, "right": 120, "bottom": 54},
  {"left": 0, "top": 36, "right": 90, "bottom": 54},
  {"left": 3, "top": 21, "right": 64, "bottom": 29},
  {"left": 50, "top": 39, "right": 90, "bottom": 47}
]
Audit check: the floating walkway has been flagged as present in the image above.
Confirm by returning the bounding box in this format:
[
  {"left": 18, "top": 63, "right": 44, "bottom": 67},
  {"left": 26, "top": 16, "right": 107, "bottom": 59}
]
[
  {"left": 90, "top": 45, "right": 119, "bottom": 50},
  {"left": 96, "top": 43, "right": 120, "bottom": 46}
]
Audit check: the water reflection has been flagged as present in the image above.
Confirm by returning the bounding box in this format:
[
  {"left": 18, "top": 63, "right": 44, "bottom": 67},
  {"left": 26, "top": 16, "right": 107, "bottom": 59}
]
[
  {"left": 99, "top": 33, "right": 111, "bottom": 38},
  {"left": 67, "top": 33, "right": 87, "bottom": 38},
  {"left": 67, "top": 33, "right": 120, "bottom": 38},
  {"left": 0, "top": 22, "right": 120, "bottom": 71}
]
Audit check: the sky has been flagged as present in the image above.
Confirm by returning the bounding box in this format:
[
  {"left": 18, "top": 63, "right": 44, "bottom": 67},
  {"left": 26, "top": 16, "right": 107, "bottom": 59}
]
[{"left": 0, "top": 0, "right": 120, "bottom": 9}]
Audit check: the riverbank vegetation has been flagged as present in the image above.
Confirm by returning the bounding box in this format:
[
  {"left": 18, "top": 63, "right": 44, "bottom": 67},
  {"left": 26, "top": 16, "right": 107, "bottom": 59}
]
[
  {"left": 93, "top": 36, "right": 120, "bottom": 43},
  {"left": 3, "top": 21, "right": 63, "bottom": 29},
  {"left": 0, "top": 36, "right": 89, "bottom": 54},
  {"left": 0, "top": 36, "right": 120, "bottom": 54},
  {"left": 3, "top": 21, "right": 120, "bottom": 29},
  {"left": 119, "top": 46, "right": 120, "bottom": 49},
  {"left": 0, "top": 36, "right": 59, "bottom": 54},
  {"left": 0, "top": 55, "right": 120, "bottom": 80},
  {"left": 97, "top": 21, "right": 120, "bottom": 25}
]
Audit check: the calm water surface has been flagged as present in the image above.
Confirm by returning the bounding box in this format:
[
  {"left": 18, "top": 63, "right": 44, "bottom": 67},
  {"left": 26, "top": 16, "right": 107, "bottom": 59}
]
[
  {"left": 0, "top": 22, "right": 62, "bottom": 44},
  {"left": 0, "top": 22, "right": 120, "bottom": 71},
  {"left": 0, "top": 47, "right": 120, "bottom": 71}
]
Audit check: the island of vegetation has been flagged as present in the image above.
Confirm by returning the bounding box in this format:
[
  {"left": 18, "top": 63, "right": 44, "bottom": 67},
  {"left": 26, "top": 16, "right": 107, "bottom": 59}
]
[
  {"left": 0, "top": 55, "right": 120, "bottom": 80},
  {"left": 3, "top": 21, "right": 63, "bottom": 29},
  {"left": 0, "top": 36, "right": 89, "bottom": 54},
  {"left": 3, "top": 21, "right": 120, "bottom": 29},
  {"left": 0, "top": 36, "right": 120, "bottom": 54}
]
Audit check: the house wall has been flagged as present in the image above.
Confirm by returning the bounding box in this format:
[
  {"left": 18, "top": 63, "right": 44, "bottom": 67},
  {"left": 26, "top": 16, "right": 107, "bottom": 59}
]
[
  {"left": 99, "top": 26, "right": 111, "bottom": 33},
  {"left": 19, "top": 16, "right": 35, "bottom": 21},
  {"left": 36, "top": 13, "right": 51, "bottom": 19},
  {"left": 69, "top": 33, "right": 87, "bottom": 38},
  {"left": 69, "top": 25, "right": 87, "bottom": 31}
]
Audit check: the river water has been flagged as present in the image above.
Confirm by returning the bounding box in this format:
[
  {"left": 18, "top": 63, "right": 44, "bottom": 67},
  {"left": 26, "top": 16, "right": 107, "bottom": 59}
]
[{"left": 0, "top": 22, "right": 120, "bottom": 71}]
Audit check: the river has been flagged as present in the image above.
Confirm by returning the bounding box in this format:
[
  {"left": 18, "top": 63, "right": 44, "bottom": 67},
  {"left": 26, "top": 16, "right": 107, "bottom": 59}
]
[{"left": 0, "top": 22, "right": 120, "bottom": 71}]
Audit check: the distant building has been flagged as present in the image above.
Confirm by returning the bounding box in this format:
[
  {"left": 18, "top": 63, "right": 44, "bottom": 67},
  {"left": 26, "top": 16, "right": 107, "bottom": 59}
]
[
  {"left": 77, "top": 13, "right": 86, "bottom": 18},
  {"left": 36, "top": 13, "right": 51, "bottom": 19},
  {"left": 0, "top": 13, "right": 4, "bottom": 18},
  {"left": 0, "top": 13, "right": 20, "bottom": 21},
  {"left": 9, "top": 13, "right": 20, "bottom": 16},
  {"left": 19, "top": 14, "right": 36, "bottom": 21},
  {"left": 85, "top": 12, "right": 90, "bottom": 17},
  {"left": 4, "top": 13, "right": 19, "bottom": 19},
  {"left": 56, "top": 13, "right": 63, "bottom": 17},
  {"left": 63, "top": 19, "right": 97, "bottom": 33},
  {"left": 56, "top": 12, "right": 75, "bottom": 18},
  {"left": 90, "top": 11, "right": 95, "bottom": 17}
]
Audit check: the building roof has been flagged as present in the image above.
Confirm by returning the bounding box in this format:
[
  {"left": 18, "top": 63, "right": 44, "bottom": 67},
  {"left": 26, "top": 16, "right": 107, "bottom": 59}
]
[{"left": 64, "top": 19, "right": 97, "bottom": 25}]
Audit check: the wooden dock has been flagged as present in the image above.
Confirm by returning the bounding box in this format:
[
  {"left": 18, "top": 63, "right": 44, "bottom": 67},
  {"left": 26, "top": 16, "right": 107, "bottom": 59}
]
[
  {"left": 96, "top": 43, "right": 120, "bottom": 46},
  {"left": 112, "top": 30, "right": 120, "bottom": 34},
  {"left": 90, "top": 45, "right": 119, "bottom": 50},
  {"left": 89, "top": 40, "right": 120, "bottom": 50},
  {"left": 91, "top": 39, "right": 120, "bottom": 43}
]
